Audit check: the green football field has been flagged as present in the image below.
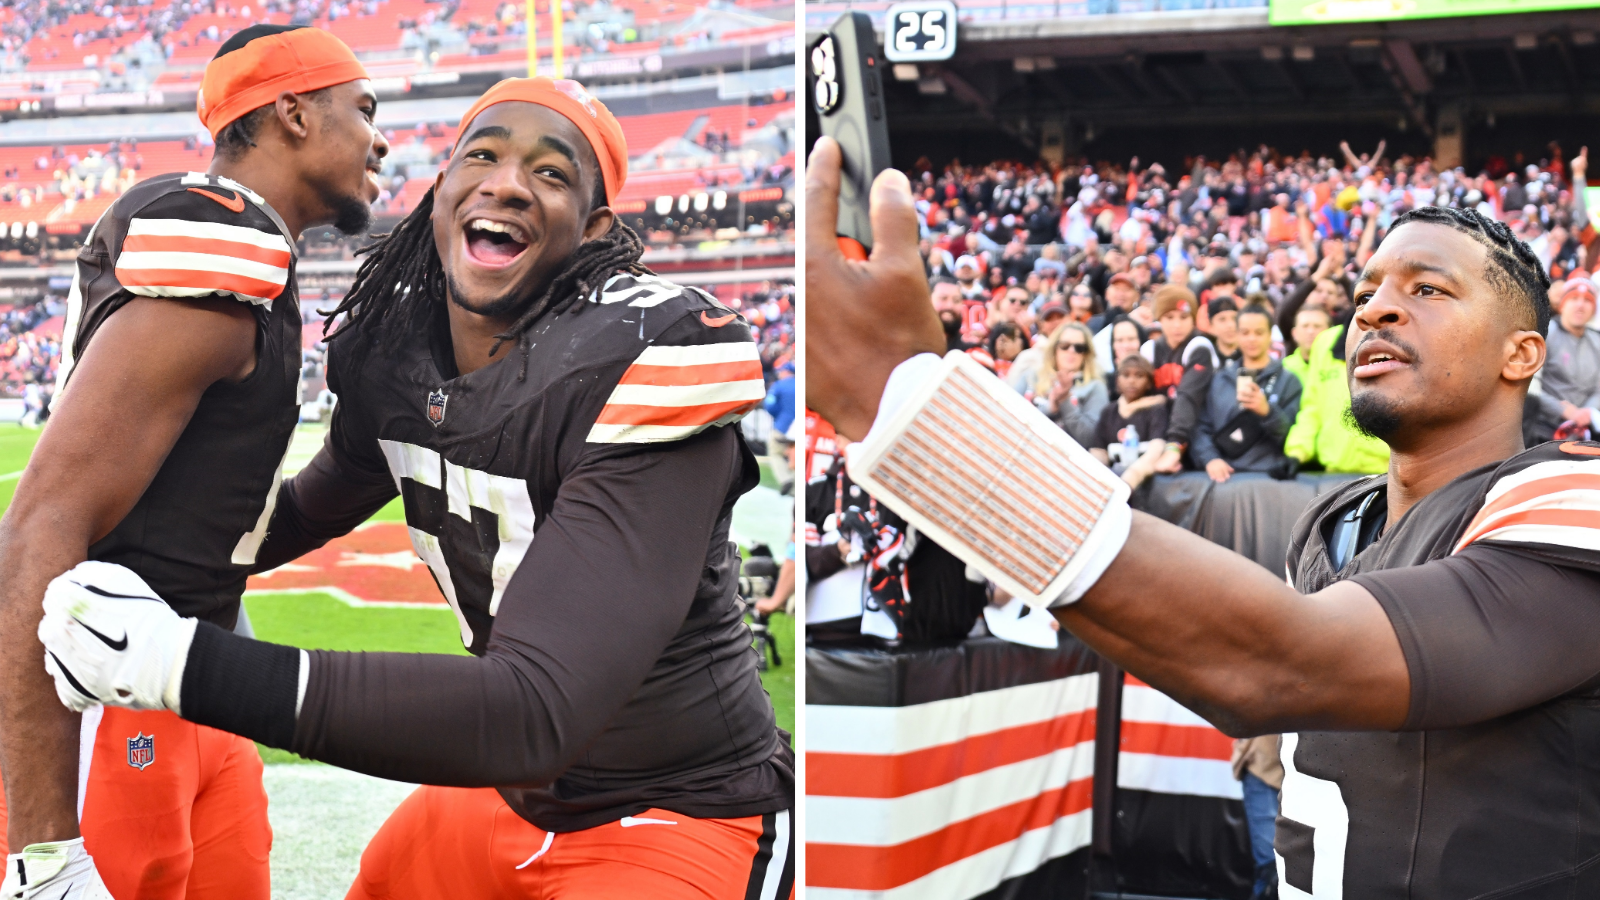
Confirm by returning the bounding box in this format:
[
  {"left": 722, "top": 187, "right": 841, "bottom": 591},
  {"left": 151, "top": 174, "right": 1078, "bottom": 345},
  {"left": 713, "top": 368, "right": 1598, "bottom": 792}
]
[{"left": 0, "top": 424, "right": 795, "bottom": 898}]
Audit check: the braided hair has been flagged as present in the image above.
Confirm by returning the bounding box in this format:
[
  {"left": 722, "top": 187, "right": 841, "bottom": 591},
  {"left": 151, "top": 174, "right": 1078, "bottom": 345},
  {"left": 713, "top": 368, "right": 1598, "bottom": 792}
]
[
  {"left": 323, "top": 182, "right": 651, "bottom": 375},
  {"left": 1389, "top": 206, "right": 1551, "bottom": 336}
]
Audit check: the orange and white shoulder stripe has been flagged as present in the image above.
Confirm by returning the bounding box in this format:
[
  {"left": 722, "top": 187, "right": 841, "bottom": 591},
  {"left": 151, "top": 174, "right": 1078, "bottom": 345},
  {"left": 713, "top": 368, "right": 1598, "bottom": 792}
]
[
  {"left": 587, "top": 341, "right": 765, "bottom": 443},
  {"left": 114, "top": 217, "right": 292, "bottom": 307},
  {"left": 1454, "top": 458, "right": 1600, "bottom": 553}
]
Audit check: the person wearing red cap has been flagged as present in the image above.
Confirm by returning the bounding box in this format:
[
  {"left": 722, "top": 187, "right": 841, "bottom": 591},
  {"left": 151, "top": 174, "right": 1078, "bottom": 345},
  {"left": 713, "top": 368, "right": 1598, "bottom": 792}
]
[
  {"left": 0, "top": 24, "right": 386, "bottom": 900},
  {"left": 37, "top": 77, "right": 794, "bottom": 899}
]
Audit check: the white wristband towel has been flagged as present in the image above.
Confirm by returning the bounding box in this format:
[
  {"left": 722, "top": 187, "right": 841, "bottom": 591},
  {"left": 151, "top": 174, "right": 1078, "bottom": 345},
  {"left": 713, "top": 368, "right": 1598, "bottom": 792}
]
[{"left": 847, "top": 351, "right": 1131, "bottom": 609}]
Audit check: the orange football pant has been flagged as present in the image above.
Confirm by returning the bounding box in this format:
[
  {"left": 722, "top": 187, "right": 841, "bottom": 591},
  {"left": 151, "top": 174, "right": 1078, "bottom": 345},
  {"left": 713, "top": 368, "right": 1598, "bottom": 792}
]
[
  {"left": 0, "top": 706, "right": 271, "bottom": 900},
  {"left": 347, "top": 786, "right": 794, "bottom": 900}
]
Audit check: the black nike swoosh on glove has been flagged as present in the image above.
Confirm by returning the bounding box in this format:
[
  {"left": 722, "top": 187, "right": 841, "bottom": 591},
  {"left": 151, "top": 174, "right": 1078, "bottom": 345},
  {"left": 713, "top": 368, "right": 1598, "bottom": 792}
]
[
  {"left": 48, "top": 652, "right": 100, "bottom": 703},
  {"left": 79, "top": 584, "right": 161, "bottom": 602},
  {"left": 76, "top": 620, "right": 126, "bottom": 652}
]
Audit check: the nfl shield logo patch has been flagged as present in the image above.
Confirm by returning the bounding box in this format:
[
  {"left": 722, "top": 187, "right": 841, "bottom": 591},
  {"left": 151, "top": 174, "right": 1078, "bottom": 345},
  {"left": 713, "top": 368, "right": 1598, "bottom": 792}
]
[
  {"left": 426, "top": 390, "right": 447, "bottom": 427},
  {"left": 127, "top": 733, "right": 154, "bottom": 770}
]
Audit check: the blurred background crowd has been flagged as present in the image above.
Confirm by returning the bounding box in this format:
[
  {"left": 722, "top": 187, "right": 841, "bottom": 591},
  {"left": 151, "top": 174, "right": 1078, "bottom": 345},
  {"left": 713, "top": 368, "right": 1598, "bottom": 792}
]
[{"left": 909, "top": 141, "right": 1597, "bottom": 487}]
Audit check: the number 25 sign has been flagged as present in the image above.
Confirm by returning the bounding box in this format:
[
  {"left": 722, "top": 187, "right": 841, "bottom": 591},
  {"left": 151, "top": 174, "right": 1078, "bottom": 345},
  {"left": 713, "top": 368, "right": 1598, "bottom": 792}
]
[{"left": 884, "top": 0, "right": 957, "bottom": 62}]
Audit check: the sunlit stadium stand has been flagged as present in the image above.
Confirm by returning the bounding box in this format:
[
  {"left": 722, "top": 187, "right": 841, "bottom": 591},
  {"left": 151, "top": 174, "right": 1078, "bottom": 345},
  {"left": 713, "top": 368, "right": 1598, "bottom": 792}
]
[{"left": 0, "top": 0, "right": 794, "bottom": 401}]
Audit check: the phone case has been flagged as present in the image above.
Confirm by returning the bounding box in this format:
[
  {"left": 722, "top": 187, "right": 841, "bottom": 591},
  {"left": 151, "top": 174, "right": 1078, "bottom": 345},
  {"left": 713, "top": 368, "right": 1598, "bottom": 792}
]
[{"left": 809, "top": 12, "right": 893, "bottom": 254}]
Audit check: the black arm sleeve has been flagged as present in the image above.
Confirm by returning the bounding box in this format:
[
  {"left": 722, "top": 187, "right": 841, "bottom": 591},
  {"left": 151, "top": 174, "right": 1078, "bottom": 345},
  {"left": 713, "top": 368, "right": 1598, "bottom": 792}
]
[
  {"left": 264, "top": 428, "right": 744, "bottom": 785},
  {"left": 1351, "top": 542, "right": 1600, "bottom": 731}
]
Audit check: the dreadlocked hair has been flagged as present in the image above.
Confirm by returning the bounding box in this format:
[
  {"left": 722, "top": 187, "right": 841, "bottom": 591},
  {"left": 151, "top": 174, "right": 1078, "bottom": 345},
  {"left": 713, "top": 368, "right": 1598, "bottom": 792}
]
[
  {"left": 323, "top": 184, "right": 652, "bottom": 377},
  {"left": 1391, "top": 205, "right": 1552, "bottom": 336}
]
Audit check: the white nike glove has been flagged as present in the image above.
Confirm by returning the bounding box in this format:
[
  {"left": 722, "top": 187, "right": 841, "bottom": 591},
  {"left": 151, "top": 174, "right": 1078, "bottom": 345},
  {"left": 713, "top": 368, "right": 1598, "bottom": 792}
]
[
  {"left": 38, "top": 561, "right": 196, "bottom": 715},
  {"left": 0, "top": 839, "right": 113, "bottom": 900}
]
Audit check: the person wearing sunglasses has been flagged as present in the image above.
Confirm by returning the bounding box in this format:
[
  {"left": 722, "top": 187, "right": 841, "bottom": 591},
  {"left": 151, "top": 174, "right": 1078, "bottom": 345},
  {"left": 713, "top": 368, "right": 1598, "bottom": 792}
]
[
  {"left": 989, "top": 286, "right": 1036, "bottom": 335},
  {"left": 1033, "top": 321, "right": 1108, "bottom": 447}
]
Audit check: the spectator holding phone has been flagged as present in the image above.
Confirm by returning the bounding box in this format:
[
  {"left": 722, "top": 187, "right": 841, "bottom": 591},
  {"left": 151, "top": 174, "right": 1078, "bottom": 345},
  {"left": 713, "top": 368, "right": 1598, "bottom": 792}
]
[
  {"left": 1191, "top": 305, "right": 1303, "bottom": 483},
  {"left": 1034, "top": 321, "right": 1109, "bottom": 447}
]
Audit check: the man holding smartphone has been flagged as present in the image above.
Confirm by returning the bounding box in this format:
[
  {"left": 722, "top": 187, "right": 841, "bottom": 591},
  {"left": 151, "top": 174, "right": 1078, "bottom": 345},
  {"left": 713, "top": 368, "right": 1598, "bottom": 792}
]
[
  {"left": 1190, "top": 305, "right": 1303, "bottom": 483},
  {"left": 805, "top": 134, "right": 1600, "bottom": 897}
]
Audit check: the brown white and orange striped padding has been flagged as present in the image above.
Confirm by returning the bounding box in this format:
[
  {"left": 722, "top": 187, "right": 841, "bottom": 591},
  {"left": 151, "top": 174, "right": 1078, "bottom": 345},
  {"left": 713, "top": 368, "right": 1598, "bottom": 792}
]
[
  {"left": 1453, "top": 458, "right": 1600, "bottom": 553},
  {"left": 113, "top": 216, "right": 293, "bottom": 307},
  {"left": 806, "top": 674, "right": 1100, "bottom": 898}
]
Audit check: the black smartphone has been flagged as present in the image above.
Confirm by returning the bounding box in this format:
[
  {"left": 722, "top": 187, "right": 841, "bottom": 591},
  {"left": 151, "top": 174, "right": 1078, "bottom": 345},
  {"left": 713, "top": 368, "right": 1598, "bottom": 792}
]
[{"left": 810, "top": 12, "right": 892, "bottom": 259}]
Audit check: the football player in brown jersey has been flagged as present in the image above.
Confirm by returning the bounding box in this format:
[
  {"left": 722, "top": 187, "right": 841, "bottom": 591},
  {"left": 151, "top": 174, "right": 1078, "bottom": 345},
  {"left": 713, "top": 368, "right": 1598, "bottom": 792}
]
[
  {"left": 0, "top": 25, "right": 386, "bottom": 900},
  {"left": 806, "top": 135, "right": 1600, "bottom": 897},
  {"left": 40, "top": 78, "right": 793, "bottom": 899}
]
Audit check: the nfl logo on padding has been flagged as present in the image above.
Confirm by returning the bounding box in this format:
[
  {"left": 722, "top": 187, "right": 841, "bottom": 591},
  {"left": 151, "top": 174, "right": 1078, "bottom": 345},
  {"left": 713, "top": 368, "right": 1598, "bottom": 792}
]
[
  {"left": 427, "top": 389, "right": 447, "bottom": 427},
  {"left": 127, "top": 733, "right": 154, "bottom": 770}
]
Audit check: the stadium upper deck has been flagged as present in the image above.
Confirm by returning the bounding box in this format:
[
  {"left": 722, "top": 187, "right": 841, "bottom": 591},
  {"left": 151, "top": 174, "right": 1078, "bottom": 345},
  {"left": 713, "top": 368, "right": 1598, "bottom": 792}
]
[
  {"left": 0, "top": 0, "right": 796, "bottom": 246},
  {"left": 805, "top": 0, "right": 1600, "bottom": 174},
  {"left": 0, "top": 0, "right": 793, "bottom": 110}
]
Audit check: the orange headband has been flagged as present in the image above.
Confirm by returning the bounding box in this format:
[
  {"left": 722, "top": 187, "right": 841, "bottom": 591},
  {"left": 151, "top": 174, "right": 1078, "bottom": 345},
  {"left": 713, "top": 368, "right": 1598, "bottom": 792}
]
[
  {"left": 198, "top": 28, "right": 369, "bottom": 138},
  {"left": 453, "top": 77, "right": 629, "bottom": 206}
]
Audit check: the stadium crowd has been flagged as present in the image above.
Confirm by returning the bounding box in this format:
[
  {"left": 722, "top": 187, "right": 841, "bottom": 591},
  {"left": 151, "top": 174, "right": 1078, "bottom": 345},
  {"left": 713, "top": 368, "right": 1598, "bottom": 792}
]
[
  {"left": 908, "top": 140, "right": 1597, "bottom": 484},
  {"left": 0, "top": 294, "right": 63, "bottom": 406},
  {"left": 0, "top": 0, "right": 661, "bottom": 71}
]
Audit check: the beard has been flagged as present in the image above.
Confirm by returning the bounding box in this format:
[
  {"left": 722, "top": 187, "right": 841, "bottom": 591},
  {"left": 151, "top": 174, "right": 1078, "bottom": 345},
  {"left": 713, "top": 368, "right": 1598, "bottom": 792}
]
[
  {"left": 1346, "top": 391, "right": 1404, "bottom": 442},
  {"left": 939, "top": 310, "right": 962, "bottom": 337},
  {"left": 330, "top": 191, "right": 374, "bottom": 236},
  {"left": 446, "top": 272, "right": 532, "bottom": 320}
]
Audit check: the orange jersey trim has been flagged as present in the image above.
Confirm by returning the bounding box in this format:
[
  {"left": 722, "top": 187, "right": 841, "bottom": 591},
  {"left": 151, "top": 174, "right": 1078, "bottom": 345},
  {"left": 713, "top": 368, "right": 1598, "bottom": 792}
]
[
  {"left": 121, "top": 233, "right": 293, "bottom": 268},
  {"left": 617, "top": 360, "right": 764, "bottom": 387},
  {"left": 594, "top": 398, "right": 759, "bottom": 427},
  {"left": 114, "top": 266, "right": 285, "bottom": 299},
  {"left": 806, "top": 779, "right": 1093, "bottom": 890},
  {"left": 1458, "top": 507, "right": 1600, "bottom": 549}
]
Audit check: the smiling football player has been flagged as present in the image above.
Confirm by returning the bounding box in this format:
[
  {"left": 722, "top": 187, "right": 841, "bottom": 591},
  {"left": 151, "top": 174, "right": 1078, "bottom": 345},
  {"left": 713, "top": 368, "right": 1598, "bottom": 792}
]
[{"left": 38, "top": 77, "right": 794, "bottom": 900}]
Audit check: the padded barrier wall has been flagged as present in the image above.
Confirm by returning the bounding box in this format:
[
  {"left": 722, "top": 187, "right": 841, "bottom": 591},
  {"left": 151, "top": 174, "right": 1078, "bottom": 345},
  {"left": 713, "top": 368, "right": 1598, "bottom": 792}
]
[{"left": 804, "top": 470, "right": 1367, "bottom": 899}]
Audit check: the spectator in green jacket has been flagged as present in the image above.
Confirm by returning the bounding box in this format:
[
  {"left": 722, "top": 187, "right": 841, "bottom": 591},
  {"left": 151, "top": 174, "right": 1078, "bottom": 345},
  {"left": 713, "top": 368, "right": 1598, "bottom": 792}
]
[
  {"left": 1282, "top": 305, "right": 1330, "bottom": 386},
  {"left": 1283, "top": 323, "right": 1390, "bottom": 473}
]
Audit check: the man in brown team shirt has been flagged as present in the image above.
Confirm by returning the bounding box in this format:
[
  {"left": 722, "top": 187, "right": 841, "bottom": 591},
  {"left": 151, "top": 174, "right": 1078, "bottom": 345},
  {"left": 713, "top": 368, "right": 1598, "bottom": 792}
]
[
  {"left": 0, "top": 26, "right": 384, "bottom": 900},
  {"left": 37, "top": 78, "right": 794, "bottom": 900}
]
